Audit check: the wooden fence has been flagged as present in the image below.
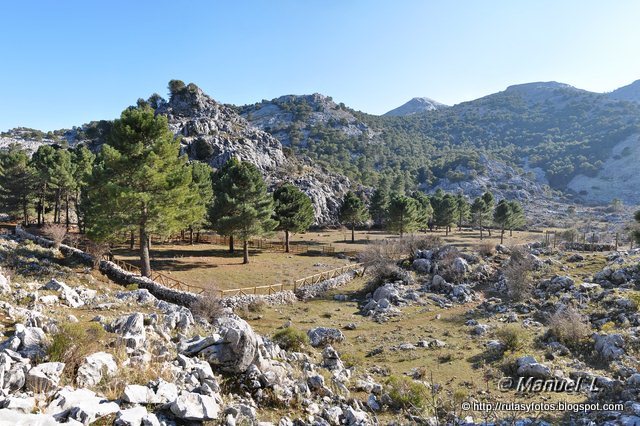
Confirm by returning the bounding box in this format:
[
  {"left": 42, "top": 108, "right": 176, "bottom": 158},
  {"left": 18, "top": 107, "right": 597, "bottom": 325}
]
[
  {"left": 293, "top": 263, "right": 365, "bottom": 289},
  {"left": 102, "top": 253, "right": 363, "bottom": 298}
]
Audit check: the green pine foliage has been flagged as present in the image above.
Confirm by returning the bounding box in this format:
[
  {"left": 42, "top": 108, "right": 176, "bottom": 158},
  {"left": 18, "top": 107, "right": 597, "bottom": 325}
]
[
  {"left": 433, "top": 193, "right": 458, "bottom": 236},
  {"left": 84, "top": 105, "right": 198, "bottom": 276},
  {"left": 409, "top": 191, "right": 433, "bottom": 232},
  {"left": 369, "top": 187, "right": 390, "bottom": 227},
  {"left": 339, "top": 191, "right": 369, "bottom": 243},
  {"left": 273, "top": 183, "right": 315, "bottom": 253},
  {"left": 0, "top": 144, "right": 35, "bottom": 224},
  {"left": 387, "top": 194, "right": 419, "bottom": 237},
  {"left": 209, "top": 158, "right": 277, "bottom": 264}
]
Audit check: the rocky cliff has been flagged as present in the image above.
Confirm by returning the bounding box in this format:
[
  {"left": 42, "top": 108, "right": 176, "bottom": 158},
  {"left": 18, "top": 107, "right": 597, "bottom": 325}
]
[{"left": 156, "top": 84, "right": 353, "bottom": 225}]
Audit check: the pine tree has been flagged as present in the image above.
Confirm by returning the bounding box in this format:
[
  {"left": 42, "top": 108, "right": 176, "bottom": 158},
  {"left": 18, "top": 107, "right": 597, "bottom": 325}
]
[
  {"left": 84, "top": 105, "right": 199, "bottom": 277},
  {"left": 184, "top": 161, "right": 213, "bottom": 244},
  {"left": 30, "top": 145, "right": 58, "bottom": 225},
  {"left": 388, "top": 194, "right": 419, "bottom": 237},
  {"left": 71, "top": 146, "right": 95, "bottom": 233},
  {"left": 273, "top": 184, "right": 315, "bottom": 253},
  {"left": 209, "top": 158, "right": 240, "bottom": 253},
  {"left": 434, "top": 193, "right": 458, "bottom": 236},
  {"left": 339, "top": 191, "right": 368, "bottom": 243},
  {"left": 493, "top": 199, "right": 512, "bottom": 244},
  {"left": 507, "top": 200, "right": 526, "bottom": 236},
  {"left": 0, "top": 144, "right": 35, "bottom": 225},
  {"left": 455, "top": 193, "right": 471, "bottom": 231},
  {"left": 369, "top": 187, "right": 390, "bottom": 227},
  {"left": 410, "top": 191, "right": 433, "bottom": 231},
  {"left": 210, "top": 158, "right": 277, "bottom": 264},
  {"left": 482, "top": 191, "right": 495, "bottom": 236},
  {"left": 471, "top": 197, "right": 487, "bottom": 240}
]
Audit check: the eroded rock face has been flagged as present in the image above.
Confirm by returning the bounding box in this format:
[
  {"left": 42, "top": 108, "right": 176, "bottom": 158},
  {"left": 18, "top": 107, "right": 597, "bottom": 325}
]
[
  {"left": 307, "top": 327, "right": 345, "bottom": 348},
  {"left": 155, "top": 85, "right": 353, "bottom": 225},
  {"left": 76, "top": 352, "right": 118, "bottom": 388},
  {"left": 26, "top": 362, "right": 65, "bottom": 393},
  {"left": 192, "top": 316, "right": 261, "bottom": 374},
  {"left": 169, "top": 392, "right": 220, "bottom": 421}
]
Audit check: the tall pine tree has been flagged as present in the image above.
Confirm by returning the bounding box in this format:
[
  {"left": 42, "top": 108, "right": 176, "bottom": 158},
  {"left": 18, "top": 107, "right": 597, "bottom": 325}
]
[
  {"left": 0, "top": 144, "right": 35, "bottom": 225},
  {"left": 84, "top": 105, "right": 198, "bottom": 277},
  {"left": 339, "top": 191, "right": 368, "bottom": 243},
  {"left": 210, "top": 159, "right": 277, "bottom": 264},
  {"left": 273, "top": 183, "right": 315, "bottom": 253},
  {"left": 388, "top": 194, "right": 419, "bottom": 237}
]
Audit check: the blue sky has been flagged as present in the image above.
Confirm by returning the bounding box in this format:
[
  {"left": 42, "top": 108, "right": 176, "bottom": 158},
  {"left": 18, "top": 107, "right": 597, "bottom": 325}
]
[{"left": 1, "top": 0, "right": 639, "bottom": 131}]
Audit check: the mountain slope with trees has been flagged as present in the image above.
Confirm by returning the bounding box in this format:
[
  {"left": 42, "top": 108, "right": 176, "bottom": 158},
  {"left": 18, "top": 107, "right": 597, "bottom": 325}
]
[{"left": 241, "top": 81, "right": 640, "bottom": 205}]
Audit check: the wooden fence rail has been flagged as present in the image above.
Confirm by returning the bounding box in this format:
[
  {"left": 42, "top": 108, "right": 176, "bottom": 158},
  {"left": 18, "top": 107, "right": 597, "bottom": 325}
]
[{"left": 293, "top": 263, "right": 365, "bottom": 290}]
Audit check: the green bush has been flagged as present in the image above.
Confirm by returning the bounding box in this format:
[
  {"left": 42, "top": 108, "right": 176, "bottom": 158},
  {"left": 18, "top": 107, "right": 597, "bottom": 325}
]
[
  {"left": 48, "top": 322, "right": 107, "bottom": 379},
  {"left": 272, "top": 327, "right": 308, "bottom": 352},
  {"left": 385, "top": 375, "right": 430, "bottom": 411},
  {"left": 495, "top": 325, "right": 527, "bottom": 352}
]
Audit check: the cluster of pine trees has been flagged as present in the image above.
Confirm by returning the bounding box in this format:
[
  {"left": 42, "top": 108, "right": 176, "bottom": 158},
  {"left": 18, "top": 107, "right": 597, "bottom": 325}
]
[
  {"left": 0, "top": 103, "right": 527, "bottom": 278},
  {"left": 358, "top": 186, "right": 526, "bottom": 244},
  {"left": 0, "top": 106, "right": 316, "bottom": 276}
]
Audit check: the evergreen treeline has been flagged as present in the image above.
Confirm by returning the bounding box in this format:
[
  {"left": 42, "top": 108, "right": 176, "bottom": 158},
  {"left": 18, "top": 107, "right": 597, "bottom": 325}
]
[
  {"left": 0, "top": 103, "right": 526, "bottom": 277},
  {"left": 241, "top": 88, "right": 640, "bottom": 191}
]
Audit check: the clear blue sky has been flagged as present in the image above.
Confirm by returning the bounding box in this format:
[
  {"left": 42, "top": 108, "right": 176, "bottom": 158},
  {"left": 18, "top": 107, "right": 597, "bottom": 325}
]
[{"left": 1, "top": 0, "right": 639, "bottom": 131}]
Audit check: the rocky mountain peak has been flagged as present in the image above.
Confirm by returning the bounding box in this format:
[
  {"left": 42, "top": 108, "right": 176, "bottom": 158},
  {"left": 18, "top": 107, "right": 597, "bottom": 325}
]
[{"left": 383, "top": 97, "right": 448, "bottom": 116}]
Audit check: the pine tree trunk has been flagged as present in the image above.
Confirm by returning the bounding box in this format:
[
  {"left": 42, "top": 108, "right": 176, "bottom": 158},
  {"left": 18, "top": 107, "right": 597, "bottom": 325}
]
[
  {"left": 140, "top": 228, "right": 151, "bottom": 278},
  {"left": 65, "top": 193, "right": 70, "bottom": 229},
  {"left": 189, "top": 227, "right": 194, "bottom": 245},
  {"left": 22, "top": 199, "right": 28, "bottom": 226},
  {"left": 351, "top": 225, "right": 355, "bottom": 243},
  {"left": 229, "top": 235, "right": 235, "bottom": 253},
  {"left": 446, "top": 227, "right": 449, "bottom": 236},
  {"left": 285, "top": 230, "right": 290, "bottom": 253},
  {"left": 243, "top": 239, "right": 249, "bottom": 264},
  {"left": 500, "top": 228, "right": 505, "bottom": 244},
  {"left": 130, "top": 231, "right": 135, "bottom": 250},
  {"left": 488, "top": 227, "right": 492, "bottom": 237}
]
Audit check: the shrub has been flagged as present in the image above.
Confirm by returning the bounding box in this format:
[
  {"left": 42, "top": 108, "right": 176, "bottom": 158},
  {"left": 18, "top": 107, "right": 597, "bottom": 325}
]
[
  {"left": 84, "top": 240, "right": 110, "bottom": 269},
  {"left": 402, "top": 234, "right": 442, "bottom": 260},
  {"left": 385, "top": 375, "right": 430, "bottom": 411},
  {"left": 272, "top": 327, "right": 308, "bottom": 352},
  {"left": 48, "top": 322, "right": 107, "bottom": 380},
  {"left": 547, "top": 306, "right": 591, "bottom": 348},
  {"left": 247, "top": 298, "right": 266, "bottom": 313},
  {"left": 477, "top": 241, "right": 496, "bottom": 257},
  {"left": 42, "top": 223, "right": 67, "bottom": 249},
  {"left": 627, "top": 291, "right": 640, "bottom": 311},
  {"left": 190, "top": 294, "right": 225, "bottom": 323},
  {"left": 495, "top": 325, "right": 527, "bottom": 352},
  {"left": 437, "top": 249, "right": 466, "bottom": 284},
  {"left": 502, "top": 247, "right": 534, "bottom": 301}
]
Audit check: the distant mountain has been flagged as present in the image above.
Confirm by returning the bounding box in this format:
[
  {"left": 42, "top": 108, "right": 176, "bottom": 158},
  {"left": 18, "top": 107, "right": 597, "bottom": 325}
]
[
  {"left": 241, "top": 82, "right": 640, "bottom": 205},
  {"left": 608, "top": 80, "right": 640, "bottom": 103},
  {"left": 383, "top": 97, "right": 448, "bottom": 117}
]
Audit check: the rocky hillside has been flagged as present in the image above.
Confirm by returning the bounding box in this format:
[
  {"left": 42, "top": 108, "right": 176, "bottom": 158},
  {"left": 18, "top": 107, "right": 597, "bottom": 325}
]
[
  {"left": 3, "top": 85, "right": 355, "bottom": 226},
  {"left": 3, "top": 222, "right": 640, "bottom": 424},
  {"left": 239, "top": 93, "right": 375, "bottom": 149},
  {"left": 383, "top": 97, "right": 448, "bottom": 116},
  {"left": 242, "top": 81, "right": 640, "bottom": 206},
  {"left": 608, "top": 80, "right": 640, "bottom": 103}
]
